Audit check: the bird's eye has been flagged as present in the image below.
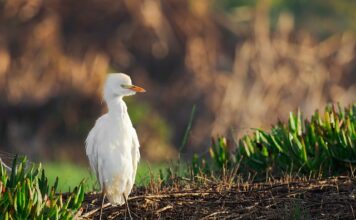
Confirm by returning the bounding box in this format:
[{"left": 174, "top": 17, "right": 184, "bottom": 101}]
[{"left": 121, "top": 84, "right": 130, "bottom": 89}]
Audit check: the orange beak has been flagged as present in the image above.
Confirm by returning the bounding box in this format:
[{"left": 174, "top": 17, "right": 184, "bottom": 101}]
[{"left": 128, "top": 85, "right": 146, "bottom": 93}]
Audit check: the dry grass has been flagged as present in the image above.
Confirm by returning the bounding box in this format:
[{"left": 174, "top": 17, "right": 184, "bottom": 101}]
[{"left": 79, "top": 176, "right": 356, "bottom": 219}]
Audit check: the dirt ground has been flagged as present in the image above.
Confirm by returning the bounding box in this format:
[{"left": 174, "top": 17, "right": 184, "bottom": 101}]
[{"left": 79, "top": 176, "right": 356, "bottom": 219}]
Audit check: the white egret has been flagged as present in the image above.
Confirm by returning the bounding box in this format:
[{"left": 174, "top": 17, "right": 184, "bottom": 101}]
[{"left": 85, "top": 73, "right": 145, "bottom": 219}]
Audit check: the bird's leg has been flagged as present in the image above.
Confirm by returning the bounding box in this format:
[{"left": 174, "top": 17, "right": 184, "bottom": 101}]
[
  {"left": 99, "top": 192, "right": 106, "bottom": 220},
  {"left": 123, "top": 193, "right": 133, "bottom": 220}
]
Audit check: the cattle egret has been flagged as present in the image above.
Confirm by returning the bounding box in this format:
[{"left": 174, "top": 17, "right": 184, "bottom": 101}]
[{"left": 85, "top": 73, "right": 145, "bottom": 219}]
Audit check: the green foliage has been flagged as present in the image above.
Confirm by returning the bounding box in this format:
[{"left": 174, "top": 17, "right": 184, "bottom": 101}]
[
  {"left": 194, "top": 104, "right": 356, "bottom": 177},
  {"left": 209, "top": 137, "right": 232, "bottom": 169},
  {"left": 191, "top": 154, "right": 210, "bottom": 176},
  {"left": 44, "top": 161, "right": 166, "bottom": 192},
  {"left": 126, "top": 97, "right": 172, "bottom": 139},
  {"left": 179, "top": 105, "right": 196, "bottom": 153},
  {"left": 157, "top": 161, "right": 191, "bottom": 185},
  {"left": 0, "top": 157, "right": 84, "bottom": 219},
  {"left": 135, "top": 162, "right": 168, "bottom": 186},
  {"left": 214, "top": 0, "right": 356, "bottom": 37},
  {"left": 44, "top": 162, "right": 95, "bottom": 193}
]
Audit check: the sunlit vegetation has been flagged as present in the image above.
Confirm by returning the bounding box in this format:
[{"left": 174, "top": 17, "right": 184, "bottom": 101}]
[
  {"left": 215, "top": 0, "right": 356, "bottom": 36},
  {"left": 43, "top": 163, "right": 95, "bottom": 193},
  {"left": 2, "top": 104, "right": 355, "bottom": 219},
  {"left": 192, "top": 104, "right": 356, "bottom": 178},
  {"left": 126, "top": 97, "right": 177, "bottom": 162},
  {"left": 0, "top": 157, "right": 84, "bottom": 219},
  {"left": 43, "top": 161, "right": 167, "bottom": 192}
]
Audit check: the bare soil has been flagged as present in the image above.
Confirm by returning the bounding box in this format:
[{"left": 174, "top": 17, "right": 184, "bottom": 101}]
[{"left": 79, "top": 176, "right": 356, "bottom": 219}]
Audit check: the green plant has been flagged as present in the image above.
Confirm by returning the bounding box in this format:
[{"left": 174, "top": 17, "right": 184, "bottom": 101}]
[
  {"left": 0, "top": 156, "right": 84, "bottom": 219},
  {"left": 191, "top": 154, "right": 210, "bottom": 176},
  {"left": 193, "top": 103, "right": 356, "bottom": 177},
  {"left": 240, "top": 104, "right": 356, "bottom": 175},
  {"left": 209, "top": 137, "right": 233, "bottom": 169}
]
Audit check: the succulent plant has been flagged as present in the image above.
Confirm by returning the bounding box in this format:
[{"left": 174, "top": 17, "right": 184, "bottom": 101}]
[{"left": 0, "top": 156, "right": 84, "bottom": 219}]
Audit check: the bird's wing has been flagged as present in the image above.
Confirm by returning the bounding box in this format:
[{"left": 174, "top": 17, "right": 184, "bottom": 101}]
[
  {"left": 85, "top": 117, "right": 104, "bottom": 187},
  {"left": 131, "top": 126, "right": 140, "bottom": 182}
]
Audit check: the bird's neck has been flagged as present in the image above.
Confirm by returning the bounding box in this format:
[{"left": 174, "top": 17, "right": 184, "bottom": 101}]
[{"left": 106, "top": 97, "right": 127, "bottom": 116}]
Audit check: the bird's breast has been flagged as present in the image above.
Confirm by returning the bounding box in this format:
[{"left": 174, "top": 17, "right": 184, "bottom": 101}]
[{"left": 100, "top": 117, "right": 133, "bottom": 151}]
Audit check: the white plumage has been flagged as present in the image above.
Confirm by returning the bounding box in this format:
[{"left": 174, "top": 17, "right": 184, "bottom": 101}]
[{"left": 85, "top": 73, "right": 145, "bottom": 205}]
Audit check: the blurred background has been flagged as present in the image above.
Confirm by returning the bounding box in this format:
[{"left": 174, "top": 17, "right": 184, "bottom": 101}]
[{"left": 0, "top": 0, "right": 355, "bottom": 190}]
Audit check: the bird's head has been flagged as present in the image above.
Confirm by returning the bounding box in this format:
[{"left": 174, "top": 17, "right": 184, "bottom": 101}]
[{"left": 103, "top": 73, "right": 145, "bottom": 102}]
